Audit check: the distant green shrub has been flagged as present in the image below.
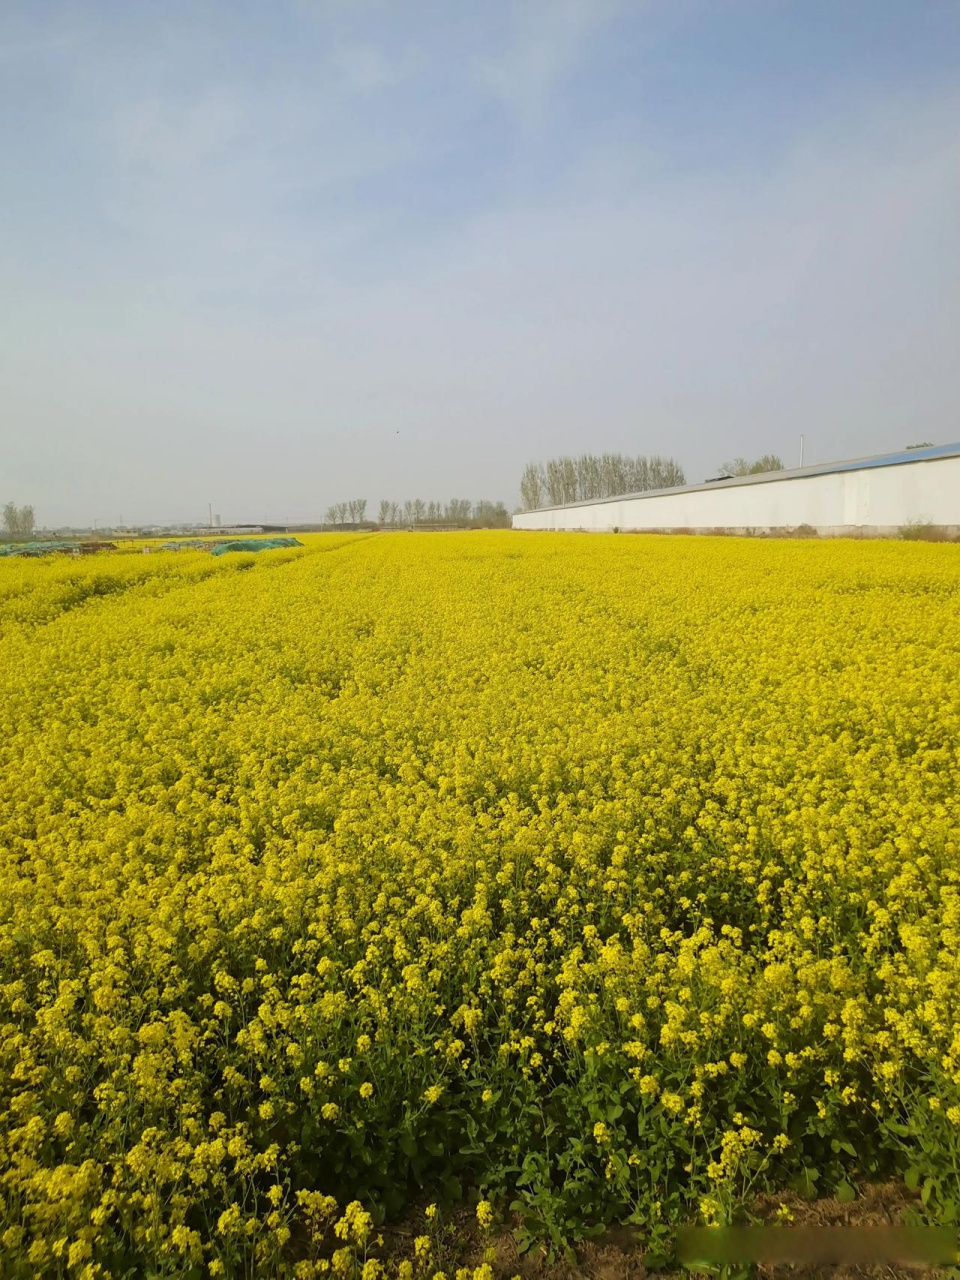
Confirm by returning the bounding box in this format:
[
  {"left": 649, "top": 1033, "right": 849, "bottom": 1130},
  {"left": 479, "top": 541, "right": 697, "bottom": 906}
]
[{"left": 898, "top": 518, "right": 951, "bottom": 542}]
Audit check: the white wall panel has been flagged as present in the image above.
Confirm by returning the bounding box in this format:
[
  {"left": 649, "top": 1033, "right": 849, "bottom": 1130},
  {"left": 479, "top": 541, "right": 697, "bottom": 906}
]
[{"left": 513, "top": 456, "right": 960, "bottom": 533}]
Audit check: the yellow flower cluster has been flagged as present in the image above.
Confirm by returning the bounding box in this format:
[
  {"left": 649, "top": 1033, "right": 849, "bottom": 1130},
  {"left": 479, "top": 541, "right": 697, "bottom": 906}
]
[{"left": 1, "top": 531, "right": 959, "bottom": 1273}]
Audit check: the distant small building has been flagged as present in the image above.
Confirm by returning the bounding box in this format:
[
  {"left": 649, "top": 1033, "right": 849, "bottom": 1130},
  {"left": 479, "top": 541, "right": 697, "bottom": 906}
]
[{"left": 201, "top": 525, "right": 264, "bottom": 536}]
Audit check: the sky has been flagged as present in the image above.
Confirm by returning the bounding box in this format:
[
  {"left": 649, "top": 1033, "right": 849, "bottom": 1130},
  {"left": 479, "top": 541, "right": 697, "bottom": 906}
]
[{"left": 2, "top": 0, "right": 959, "bottom": 526}]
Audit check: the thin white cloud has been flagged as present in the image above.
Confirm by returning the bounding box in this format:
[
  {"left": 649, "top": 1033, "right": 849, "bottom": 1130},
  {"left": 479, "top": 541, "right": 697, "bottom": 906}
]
[
  {"left": 0, "top": 31, "right": 78, "bottom": 61},
  {"left": 476, "top": 0, "right": 622, "bottom": 130},
  {"left": 112, "top": 89, "right": 245, "bottom": 173},
  {"left": 331, "top": 41, "right": 421, "bottom": 92}
]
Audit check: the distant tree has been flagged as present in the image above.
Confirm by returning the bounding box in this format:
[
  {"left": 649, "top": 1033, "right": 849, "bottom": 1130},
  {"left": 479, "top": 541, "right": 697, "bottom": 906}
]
[
  {"left": 402, "top": 500, "right": 414, "bottom": 526},
  {"left": 574, "top": 453, "right": 597, "bottom": 500},
  {"left": 354, "top": 499, "right": 367, "bottom": 524},
  {"left": 325, "top": 505, "right": 337, "bottom": 528},
  {"left": 600, "top": 454, "right": 627, "bottom": 497},
  {"left": 906, "top": 441, "right": 934, "bottom": 450},
  {"left": 648, "top": 456, "right": 686, "bottom": 488},
  {"left": 466, "top": 500, "right": 511, "bottom": 529},
  {"left": 544, "top": 458, "right": 576, "bottom": 506},
  {"left": 445, "top": 499, "right": 472, "bottom": 524},
  {"left": 519, "top": 462, "right": 546, "bottom": 510},
  {"left": 3, "top": 502, "right": 35, "bottom": 536},
  {"left": 719, "top": 455, "right": 784, "bottom": 476},
  {"left": 412, "top": 499, "right": 426, "bottom": 525},
  {"left": 627, "top": 456, "right": 649, "bottom": 493},
  {"left": 378, "top": 499, "right": 391, "bottom": 526},
  {"left": 561, "top": 456, "right": 577, "bottom": 503},
  {"left": 389, "top": 501, "right": 401, "bottom": 525}
]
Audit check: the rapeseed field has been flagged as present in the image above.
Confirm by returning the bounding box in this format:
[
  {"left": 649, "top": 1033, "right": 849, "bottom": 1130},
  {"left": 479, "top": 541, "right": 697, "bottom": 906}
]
[{"left": 1, "top": 532, "right": 958, "bottom": 1277}]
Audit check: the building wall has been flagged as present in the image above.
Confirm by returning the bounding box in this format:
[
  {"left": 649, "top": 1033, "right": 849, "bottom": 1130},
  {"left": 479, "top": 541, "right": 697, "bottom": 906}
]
[{"left": 513, "top": 456, "right": 960, "bottom": 533}]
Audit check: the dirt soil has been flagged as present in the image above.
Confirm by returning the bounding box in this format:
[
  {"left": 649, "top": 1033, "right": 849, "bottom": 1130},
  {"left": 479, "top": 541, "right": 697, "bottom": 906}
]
[{"left": 397, "top": 1183, "right": 952, "bottom": 1280}]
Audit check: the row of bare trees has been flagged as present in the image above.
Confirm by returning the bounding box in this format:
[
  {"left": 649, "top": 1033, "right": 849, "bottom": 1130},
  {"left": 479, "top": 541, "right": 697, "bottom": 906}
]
[
  {"left": 325, "top": 499, "right": 511, "bottom": 529},
  {"left": 380, "top": 498, "right": 510, "bottom": 527},
  {"left": 325, "top": 500, "right": 368, "bottom": 527},
  {"left": 520, "top": 454, "right": 686, "bottom": 510}
]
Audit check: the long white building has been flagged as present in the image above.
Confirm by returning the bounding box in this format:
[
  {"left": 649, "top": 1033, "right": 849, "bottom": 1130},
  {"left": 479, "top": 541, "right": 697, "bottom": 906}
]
[{"left": 513, "top": 443, "right": 960, "bottom": 536}]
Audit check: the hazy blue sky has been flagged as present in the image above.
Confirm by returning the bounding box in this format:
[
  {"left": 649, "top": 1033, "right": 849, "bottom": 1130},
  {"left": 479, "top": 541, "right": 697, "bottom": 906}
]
[{"left": 2, "top": 0, "right": 959, "bottom": 525}]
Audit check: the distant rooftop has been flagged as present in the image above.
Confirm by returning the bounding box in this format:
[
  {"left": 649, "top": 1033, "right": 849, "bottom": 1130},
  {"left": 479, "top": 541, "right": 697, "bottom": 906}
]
[{"left": 523, "top": 441, "right": 960, "bottom": 514}]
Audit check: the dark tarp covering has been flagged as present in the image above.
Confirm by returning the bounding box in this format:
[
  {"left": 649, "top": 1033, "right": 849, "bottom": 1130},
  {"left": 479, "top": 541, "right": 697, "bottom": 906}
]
[{"left": 209, "top": 537, "right": 303, "bottom": 556}]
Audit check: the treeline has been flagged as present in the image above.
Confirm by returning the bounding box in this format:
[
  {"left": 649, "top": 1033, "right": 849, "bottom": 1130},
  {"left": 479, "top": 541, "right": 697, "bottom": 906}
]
[
  {"left": 325, "top": 499, "right": 511, "bottom": 529},
  {"left": 326, "top": 500, "right": 368, "bottom": 526},
  {"left": 520, "top": 453, "right": 686, "bottom": 510},
  {"left": 375, "top": 498, "right": 511, "bottom": 528}
]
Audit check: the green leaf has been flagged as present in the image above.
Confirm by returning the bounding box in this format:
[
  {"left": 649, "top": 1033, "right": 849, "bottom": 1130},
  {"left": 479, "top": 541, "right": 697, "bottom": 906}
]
[
  {"left": 513, "top": 1230, "right": 533, "bottom": 1254},
  {"left": 836, "top": 1180, "right": 856, "bottom": 1203},
  {"left": 442, "top": 1174, "right": 462, "bottom": 1201},
  {"left": 905, "top": 1166, "right": 921, "bottom": 1192},
  {"left": 793, "top": 1166, "right": 819, "bottom": 1199},
  {"left": 399, "top": 1132, "right": 417, "bottom": 1158},
  {"left": 384, "top": 1186, "right": 405, "bottom": 1217}
]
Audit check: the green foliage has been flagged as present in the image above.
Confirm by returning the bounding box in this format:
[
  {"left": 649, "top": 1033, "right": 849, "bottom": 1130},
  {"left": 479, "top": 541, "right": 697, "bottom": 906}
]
[
  {"left": 899, "top": 517, "right": 952, "bottom": 542},
  {"left": 718, "top": 456, "right": 784, "bottom": 477}
]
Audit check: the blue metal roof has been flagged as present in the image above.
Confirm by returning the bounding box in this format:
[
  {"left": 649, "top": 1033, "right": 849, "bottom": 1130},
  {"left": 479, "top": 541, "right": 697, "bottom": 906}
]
[
  {"left": 792, "top": 441, "right": 960, "bottom": 477},
  {"left": 521, "top": 442, "right": 960, "bottom": 514}
]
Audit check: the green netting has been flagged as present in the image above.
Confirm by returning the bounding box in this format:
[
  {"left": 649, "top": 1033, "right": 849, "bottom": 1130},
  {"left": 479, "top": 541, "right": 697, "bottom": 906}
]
[
  {"left": 0, "top": 542, "right": 80, "bottom": 558},
  {"left": 209, "top": 537, "right": 303, "bottom": 556}
]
